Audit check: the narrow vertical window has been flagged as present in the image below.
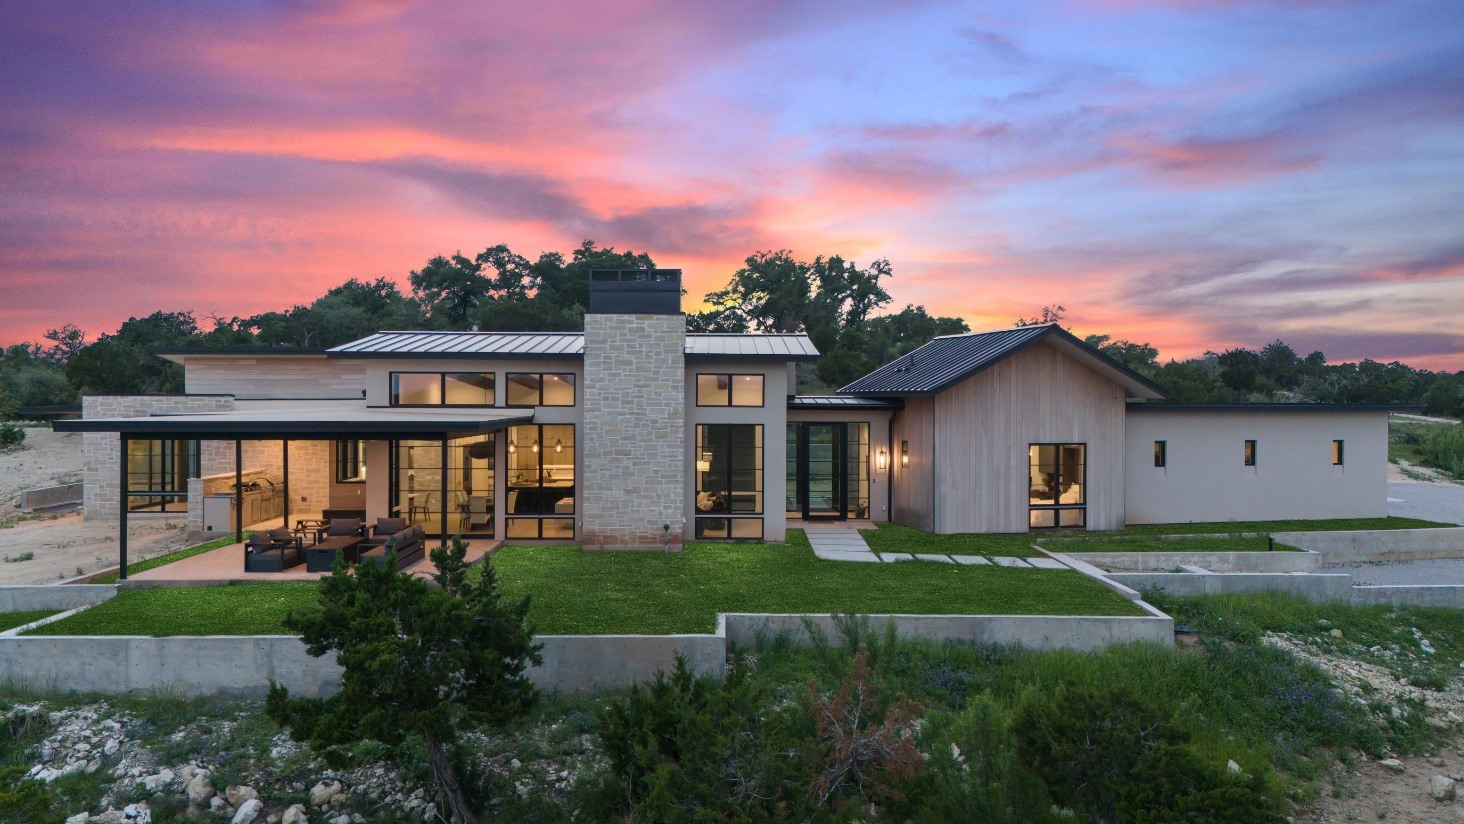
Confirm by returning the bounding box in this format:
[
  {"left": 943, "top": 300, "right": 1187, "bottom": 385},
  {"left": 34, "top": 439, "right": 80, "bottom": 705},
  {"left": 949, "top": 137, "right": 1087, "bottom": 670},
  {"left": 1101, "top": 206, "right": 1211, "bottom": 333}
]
[
  {"left": 1244, "top": 440, "right": 1257, "bottom": 467},
  {"left": 1153, "top": 440, "right": 1166, "bottom": 468},
  {"left": 1332, "top": 439, "right": 1344, "bottom": 466}
]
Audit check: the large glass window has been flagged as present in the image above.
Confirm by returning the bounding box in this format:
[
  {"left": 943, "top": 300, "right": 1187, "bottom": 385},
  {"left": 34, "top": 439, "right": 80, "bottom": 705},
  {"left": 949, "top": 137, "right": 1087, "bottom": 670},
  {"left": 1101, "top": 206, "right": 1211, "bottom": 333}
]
[
  {"left": 335, "top": 440, "right": 365, "bottom": 484},
  {"left": 505, "top": 424, "right": 575, "bottom": 538},
  {"left": 696, "top": 374, "right": 764, "bottom": 407},
  {"left": 388, "top": 435, "right": 496, "bottom": 537},
  {"left": 507, "top": 373, "right": 576, "bottom": 407},
  {"left": 1028, "top": 443, "right": 1085, "bottom": 529},
  {"left": 845, "top": 423, "right": 870, "bottom": 519},
  {"left": 695, "top": 424, "right": 763, "bottom": 539},
  {"left": 125, "top": 439, "right": 198, "bottom": 512},
  {"left": 390, "top": 372, "right": 494, "bottom": 406}
]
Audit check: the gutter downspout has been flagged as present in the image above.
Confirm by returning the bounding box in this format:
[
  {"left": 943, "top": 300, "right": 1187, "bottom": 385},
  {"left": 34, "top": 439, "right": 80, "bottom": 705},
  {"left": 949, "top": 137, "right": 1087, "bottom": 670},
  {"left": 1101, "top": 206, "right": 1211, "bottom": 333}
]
[{"left": 885, "top": 413, "right": 894, "bottom": 523}]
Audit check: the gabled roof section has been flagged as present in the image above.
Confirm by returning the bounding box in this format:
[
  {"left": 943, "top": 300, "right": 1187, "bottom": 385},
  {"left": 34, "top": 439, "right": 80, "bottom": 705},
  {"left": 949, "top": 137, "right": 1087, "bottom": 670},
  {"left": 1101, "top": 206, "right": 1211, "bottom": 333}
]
[
  {"left": 838, "top": 324, "right": 1168, "bottom": 400},
  {"left": 326, "top": 330, "right": 819, "bottom": 361},
  {"left": 787, "top": 395, "right": 904, "bottom": 411}
]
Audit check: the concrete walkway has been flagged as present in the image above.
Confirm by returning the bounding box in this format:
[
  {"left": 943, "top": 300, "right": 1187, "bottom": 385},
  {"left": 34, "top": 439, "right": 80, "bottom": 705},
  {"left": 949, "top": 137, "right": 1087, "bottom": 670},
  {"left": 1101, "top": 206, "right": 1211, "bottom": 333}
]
[{"left": 801, "top": 523, "right": 1053, "bottom": 567}]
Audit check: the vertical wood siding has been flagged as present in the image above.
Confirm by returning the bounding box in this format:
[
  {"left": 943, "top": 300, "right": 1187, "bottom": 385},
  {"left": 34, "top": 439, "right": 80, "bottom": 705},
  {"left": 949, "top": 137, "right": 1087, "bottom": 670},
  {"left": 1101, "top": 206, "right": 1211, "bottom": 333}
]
[
  {"left": 931, "top": 341, "right": 1127, "bottom": 533},
  {"left": 891, "top": 397, "right": 935, "bottom": 531},
  {"left": 184, "top": 357, "right": 367, "bottom": 400}
]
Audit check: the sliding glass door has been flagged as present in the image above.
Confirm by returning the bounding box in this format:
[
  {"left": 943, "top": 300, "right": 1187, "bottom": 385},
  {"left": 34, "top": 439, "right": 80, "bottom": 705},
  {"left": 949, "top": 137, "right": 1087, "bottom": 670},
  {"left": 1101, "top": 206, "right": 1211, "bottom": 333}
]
[{"left": 388, "top": 434, "right": 496, "bottom": 538}]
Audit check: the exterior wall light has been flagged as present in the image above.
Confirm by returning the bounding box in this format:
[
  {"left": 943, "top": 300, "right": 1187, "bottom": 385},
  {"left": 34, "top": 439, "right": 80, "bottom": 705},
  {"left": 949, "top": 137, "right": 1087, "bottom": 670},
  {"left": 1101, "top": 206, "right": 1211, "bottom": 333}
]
[
  {"left": 901, "top": 440, "right": 909, "bottom": 468},
  {"left": 875, "top": 448, "right": 888, "bottom": 472}
]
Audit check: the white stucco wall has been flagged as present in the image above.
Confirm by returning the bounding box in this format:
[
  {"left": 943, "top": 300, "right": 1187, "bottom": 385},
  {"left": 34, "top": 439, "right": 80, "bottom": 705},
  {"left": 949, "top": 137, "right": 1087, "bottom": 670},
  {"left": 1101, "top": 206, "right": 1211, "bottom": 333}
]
[{"left": 1124, "top": 409, "right": 1388, "bottom": 525}]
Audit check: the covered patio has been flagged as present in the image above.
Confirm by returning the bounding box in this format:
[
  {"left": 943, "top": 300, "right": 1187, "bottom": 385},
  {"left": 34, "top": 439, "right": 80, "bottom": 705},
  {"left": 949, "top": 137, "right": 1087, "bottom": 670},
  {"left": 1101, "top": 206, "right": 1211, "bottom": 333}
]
[{"left": 57, "top": 403, "right": 531, "bottom": 580}]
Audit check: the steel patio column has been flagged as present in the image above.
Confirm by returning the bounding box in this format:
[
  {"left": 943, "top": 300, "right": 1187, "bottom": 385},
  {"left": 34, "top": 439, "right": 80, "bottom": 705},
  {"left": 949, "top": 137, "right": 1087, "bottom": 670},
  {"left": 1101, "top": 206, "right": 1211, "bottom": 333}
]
[
  {"left": 440, "top": 436, "right": 449, "bottom": 549},
  {"left": 118, "top": 435, "right": 128, "bottom": 581},
  {"left": 234, "top": 439, "right": 243, "bottom": 544},
  {"left": 282, "top": 438, "right": 290, "bottom": 530}
]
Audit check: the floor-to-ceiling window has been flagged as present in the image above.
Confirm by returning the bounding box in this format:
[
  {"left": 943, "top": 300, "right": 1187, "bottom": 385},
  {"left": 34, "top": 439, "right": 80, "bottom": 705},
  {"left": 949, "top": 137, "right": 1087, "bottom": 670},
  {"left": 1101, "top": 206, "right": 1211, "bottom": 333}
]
[
  {"left": 785, "top": 423, "right": 869, "bottom": 520},
  {"left": 505, "top": 424, "right": 575, "bottom": 539},
  {"left": 695, "top": 424, "right": 763, "bottom": 539},
  {"left": 1028, "top": 443, "right": 1086, "bottom": 528},
  {"left": 389, "top": 434, "right": 496, "bottom": 537},
  {"left": 126, "top": 439, "right": 197, "bottom": 512}
]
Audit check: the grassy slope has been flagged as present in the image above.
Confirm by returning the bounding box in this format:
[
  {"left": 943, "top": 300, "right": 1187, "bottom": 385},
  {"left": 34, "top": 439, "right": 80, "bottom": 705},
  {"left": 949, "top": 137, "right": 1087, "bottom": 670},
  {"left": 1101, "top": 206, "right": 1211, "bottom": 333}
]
[
  {"left": 859, "top": 524, "right": 1040, "bottom": 557},
  {"left": 1045, "top": 535, "right": 1289, "bottom": 553},
  {"left": 0, "top": 609, "right": 59, "bottom": 632},
  {"left": 1118, "top": 516, "right": 1448, "bottom": 535},
  {"left": 32, "top": 584, "right": 318, "bottom": 636}
]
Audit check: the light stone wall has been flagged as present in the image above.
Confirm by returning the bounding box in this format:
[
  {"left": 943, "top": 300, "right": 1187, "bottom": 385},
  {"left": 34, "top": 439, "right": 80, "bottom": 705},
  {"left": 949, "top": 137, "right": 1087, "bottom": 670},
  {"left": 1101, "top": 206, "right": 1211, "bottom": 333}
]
[
  {"left": 82, "top": 395, "right": 235, "bottom": 520},
  {"left": 582, "top": 314, "right": 686, "bottom": 548}
]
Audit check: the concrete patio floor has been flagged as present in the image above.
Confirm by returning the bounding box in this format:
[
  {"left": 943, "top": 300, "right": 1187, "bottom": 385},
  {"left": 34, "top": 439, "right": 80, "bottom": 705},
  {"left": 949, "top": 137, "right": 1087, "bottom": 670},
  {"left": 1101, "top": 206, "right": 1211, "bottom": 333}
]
[{"left": 124, "top": 537, "right": 500, "bottom": 584}]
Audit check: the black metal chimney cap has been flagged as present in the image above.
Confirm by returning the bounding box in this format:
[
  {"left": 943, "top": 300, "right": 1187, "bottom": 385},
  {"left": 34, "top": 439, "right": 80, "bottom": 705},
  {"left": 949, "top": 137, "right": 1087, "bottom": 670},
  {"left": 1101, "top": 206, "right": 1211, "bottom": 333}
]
[{"left": 587, "top": 268, "right": 682, "bottom": 314}]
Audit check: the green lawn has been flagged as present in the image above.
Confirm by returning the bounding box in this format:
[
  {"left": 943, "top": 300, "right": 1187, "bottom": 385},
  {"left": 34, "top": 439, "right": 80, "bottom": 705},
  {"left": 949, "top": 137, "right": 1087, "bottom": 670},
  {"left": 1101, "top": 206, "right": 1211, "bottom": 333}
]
[
  {"left": 31, "top": 584, "right": 318, "bottom": 636},
  {"left": 1118, "top": 516, "right": 1448, "bottom": 535},
  {"left": 859, "top": 523, "right": 1040, "bottom": 556},
  {"left": 489, "top": 531, "right": 1141, "bottom": 634},
  {"left": 1043, "top": 535, "right": 1296, "bottom": 553},
  {"left": 91, "top": 533, "right": 252, "bottom": 584},
  {"left": 0, "top": 609, "right": 60, "bottom": 632}
]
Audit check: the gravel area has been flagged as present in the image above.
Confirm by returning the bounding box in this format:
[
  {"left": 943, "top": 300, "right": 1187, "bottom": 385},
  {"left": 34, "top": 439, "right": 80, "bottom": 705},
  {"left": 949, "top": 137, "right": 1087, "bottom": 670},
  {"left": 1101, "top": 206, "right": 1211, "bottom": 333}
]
[
  {"left": 1322, "top": 558, "right": 1464, "bottom": 586},
  {"left": 1388, "top": 480, "right": 1464, "bottom": 525}
]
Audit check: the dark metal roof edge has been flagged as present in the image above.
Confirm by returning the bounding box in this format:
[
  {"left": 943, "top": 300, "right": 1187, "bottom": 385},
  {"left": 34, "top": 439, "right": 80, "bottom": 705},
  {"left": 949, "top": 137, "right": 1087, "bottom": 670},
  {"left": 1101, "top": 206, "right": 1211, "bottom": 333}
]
[
  {"left": 1126, "top": 402, "right": 1425, "bottom": 413},
  {"left": 687, "top": 352, "right": 820, "bottom": 362},
  {"left": 53, "top": 414, "right": 534, "bottom": 436},
  {"left": 325, "top": 350, "right": 584, "bottom": 360},
  {"left": 786, "top": 395, "right": 904, "bottom": 410},
  {"left": 154, "top": 348, "right": 330, "bottom": 356}
]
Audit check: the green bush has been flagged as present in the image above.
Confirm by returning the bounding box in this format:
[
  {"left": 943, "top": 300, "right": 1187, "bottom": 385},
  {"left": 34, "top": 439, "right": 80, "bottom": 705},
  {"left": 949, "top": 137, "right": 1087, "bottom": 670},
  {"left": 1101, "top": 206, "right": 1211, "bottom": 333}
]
[
  {"left": 0, "top": 423, "right": 23, "bottom": 448},
  {"left": 1420, "top": 424, "right": 1464, "bottom": 479}
]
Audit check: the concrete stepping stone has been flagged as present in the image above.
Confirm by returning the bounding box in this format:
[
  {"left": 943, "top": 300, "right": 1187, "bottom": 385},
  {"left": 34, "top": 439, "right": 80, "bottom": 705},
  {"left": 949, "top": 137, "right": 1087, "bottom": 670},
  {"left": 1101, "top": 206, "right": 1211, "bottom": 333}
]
[
  {"left": 950, "top": 555, "right": 991, "bottom": 565},
  {"left": 878, "top": 552, "right": 915, "bottom": 563},
  {"left": 1026, "top": 558, "right": 1067, "bottom": 570},
  {"left": 990, "top": 556, "right": 1031, "bottom": 568},
  {"left": 914, "top": 553, "right": 956, "bottom": 563},
  {"left": 812, "top": 548, "right": 881, "bottom": 563}
]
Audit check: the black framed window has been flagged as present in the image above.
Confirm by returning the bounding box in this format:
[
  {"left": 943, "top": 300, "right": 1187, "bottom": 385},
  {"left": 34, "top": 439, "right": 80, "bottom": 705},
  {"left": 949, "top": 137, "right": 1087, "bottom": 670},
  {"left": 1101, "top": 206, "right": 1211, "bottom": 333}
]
[
  {"left": 125, "top": 439, "right": 198, "bottom": 512},
  {"left": 1154, "top": 440, "right": 1166, "bottom": 468},
  {"left": 695, "top": 424, "right": 763, "bottom": 539},
  {"left": 335, "top": 440, "right": 365, "bottom": 483},
  {"left": 1332, "top": 439, "right": 1344, "bottom": 466},
  {"left": 390, "top": 372, "right": 494, "bottom": 406},
  {"left": 1028, "top": 443, "right": 1086, "bottom": 529},
  {"left": 506, "top": 373, "right": 576, "bottom": 407},
  {"left": 695, "top": 374, "right": 764, "bottom": 407},
  {"left": 505, "top": 423, "right": 575, "bottom": 538},
  {"left": 1244, "top": 439, "right": 1257, "bottom": 467}
]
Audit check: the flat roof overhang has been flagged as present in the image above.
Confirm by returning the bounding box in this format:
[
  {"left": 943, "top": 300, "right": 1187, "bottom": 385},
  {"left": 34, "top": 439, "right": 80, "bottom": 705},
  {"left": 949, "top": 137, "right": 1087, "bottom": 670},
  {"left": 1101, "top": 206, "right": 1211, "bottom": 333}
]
[
  {"left": 54, "top": 406, "right": 534, "bottom": 440},
  {"left": 1125, "top": 402, "right": 1425, "bottom": 414}
]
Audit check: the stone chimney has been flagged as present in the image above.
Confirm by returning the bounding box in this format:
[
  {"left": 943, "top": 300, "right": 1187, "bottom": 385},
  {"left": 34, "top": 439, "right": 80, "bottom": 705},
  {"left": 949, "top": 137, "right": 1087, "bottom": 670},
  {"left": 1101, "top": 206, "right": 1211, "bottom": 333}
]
[{"left": 580, "top": 270, "right": 686, "bottom": 549}]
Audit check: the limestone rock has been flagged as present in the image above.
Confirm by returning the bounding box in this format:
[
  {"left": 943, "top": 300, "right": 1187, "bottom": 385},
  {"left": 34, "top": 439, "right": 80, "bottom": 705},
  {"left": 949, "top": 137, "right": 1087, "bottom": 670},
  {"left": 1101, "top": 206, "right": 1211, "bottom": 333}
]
[
  {"left": 231, "top": 798, "right": 264, "bottom": 824},
  {"left": 282, "top": 805, "right": 310, "bottom": 824},
  {"left": 1381, "top": 758, "right": 1406, "bottom": 772},
  {"left": 1227, "top": 759, "right": 1243, "bottom": 774},
  {"left": 309, "top": 779, "right": 342, "bottom": 806},
  {"left": 122, "top": 802, "right": 152, "bottom": 823},
  {"left": 186, "top": 771, "right": 214, "bottom": 805},
  {"left": 140, "top": 768, "right": 174, "bottom": 792},
  {"left": 66, "top": 814, "right": 89, "bottom": 824},
  {"left": 226, "top": 785, "right": 259, "bottom": 807},
  {"left": 209, "top": 796, "right": 230, "bottom": 814},
  {"left": 1433, "top": 775, "right": 1457, "bottom": 801}
]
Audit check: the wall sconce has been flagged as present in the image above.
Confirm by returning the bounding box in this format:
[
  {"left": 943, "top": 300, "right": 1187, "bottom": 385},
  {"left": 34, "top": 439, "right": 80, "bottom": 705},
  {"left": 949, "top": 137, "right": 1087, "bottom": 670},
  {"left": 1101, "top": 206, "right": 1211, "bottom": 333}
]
[
  {"left": 901, "top": 440, "right": 909, "bottom": 468},
  {"left": 531, "top": 439, "right": 540, "bottom": 454},
  {"left": 875, "top": 448, "right": 888, "bottom": 472},
  {"left": 554, "top": 438, "right": 564, "bottom": 453},
  {"left": 507, "top": 440, "right": 517, "bottom": 454}
]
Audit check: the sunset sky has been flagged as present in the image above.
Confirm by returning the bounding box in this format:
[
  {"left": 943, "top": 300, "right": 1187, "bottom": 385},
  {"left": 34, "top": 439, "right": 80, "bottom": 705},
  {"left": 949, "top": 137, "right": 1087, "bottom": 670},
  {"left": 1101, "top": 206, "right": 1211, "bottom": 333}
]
[{"left": 1, "top": 1, "right": 1461, "bottom": 368}]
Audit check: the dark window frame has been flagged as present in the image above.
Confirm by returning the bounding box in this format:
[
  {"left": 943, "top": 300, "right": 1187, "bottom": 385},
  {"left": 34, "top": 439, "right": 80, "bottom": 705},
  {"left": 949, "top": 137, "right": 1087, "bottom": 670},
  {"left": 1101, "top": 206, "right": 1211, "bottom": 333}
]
[
  {"left": 335, "top": 440, "right": 365, "bottom": 484},
  {"left": 1244, "top": 439, "right": 1257, "bottom": 467},
  {"left": 695, "top": 423, "right": 764, "bottom": 540},
  {"left": 694, "top": 373, "right": 766, "bottom": 407},
  {"left": 1153, "top": 440, "right": 1167, "bottom": 468},
  {"left": 1027, "top": 442, "right": 1087, "bottom": 530},
  {"left": 504, "top": 423, "right": 575, "bottom": 539},
  {"left": 125, "top": 438, "right": 199, "bottom": 512},
  {"left": 505, "top": 372, "right": 577, "bottom": 407},
  {"left": 1332, "top": 439, "right": 1344, "bottom": 466},
  {"left": 389, "top": 371, "right": 496, "bottom": 407}
]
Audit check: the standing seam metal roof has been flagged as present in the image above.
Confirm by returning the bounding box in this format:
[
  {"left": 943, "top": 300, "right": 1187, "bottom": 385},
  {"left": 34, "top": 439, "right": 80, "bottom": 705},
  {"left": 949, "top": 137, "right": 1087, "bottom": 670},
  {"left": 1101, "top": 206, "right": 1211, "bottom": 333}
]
[
  {"left": 837, "top": 324, "right": 1167, "bottom": 398},
  {"left": 326, "top": 330, "right": 818, "bottom": 359}
]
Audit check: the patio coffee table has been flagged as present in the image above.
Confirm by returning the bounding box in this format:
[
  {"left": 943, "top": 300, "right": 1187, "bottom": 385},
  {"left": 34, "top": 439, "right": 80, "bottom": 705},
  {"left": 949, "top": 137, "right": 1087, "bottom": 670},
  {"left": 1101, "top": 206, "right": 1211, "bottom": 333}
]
[{"left": 307, "top": 536, "right": 365, "bottom": 573}]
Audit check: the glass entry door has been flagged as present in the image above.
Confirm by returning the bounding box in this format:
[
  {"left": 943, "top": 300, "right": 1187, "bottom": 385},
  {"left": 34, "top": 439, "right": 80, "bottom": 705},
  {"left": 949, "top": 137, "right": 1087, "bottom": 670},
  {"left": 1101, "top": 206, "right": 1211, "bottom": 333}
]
[{"left": 798, "top": 423, "right": 847, "bottom": 520}]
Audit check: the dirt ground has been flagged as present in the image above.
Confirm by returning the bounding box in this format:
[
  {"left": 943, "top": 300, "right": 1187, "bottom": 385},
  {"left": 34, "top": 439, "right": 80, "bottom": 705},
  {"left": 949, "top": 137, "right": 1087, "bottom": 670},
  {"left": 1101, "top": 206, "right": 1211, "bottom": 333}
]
[
  {"left": 1303, "top": 748, "right": 1464, "bottom": 822},
  {"left": 0, "top": 424, "right": 191, "bottom": 583}
]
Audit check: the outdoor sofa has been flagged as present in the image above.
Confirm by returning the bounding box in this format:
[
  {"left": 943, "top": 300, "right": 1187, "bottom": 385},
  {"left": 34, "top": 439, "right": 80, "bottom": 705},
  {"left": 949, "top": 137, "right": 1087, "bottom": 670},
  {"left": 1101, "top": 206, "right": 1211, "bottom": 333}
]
[{"left": 358, "top": 517, "right": 427, "bottom": 570}]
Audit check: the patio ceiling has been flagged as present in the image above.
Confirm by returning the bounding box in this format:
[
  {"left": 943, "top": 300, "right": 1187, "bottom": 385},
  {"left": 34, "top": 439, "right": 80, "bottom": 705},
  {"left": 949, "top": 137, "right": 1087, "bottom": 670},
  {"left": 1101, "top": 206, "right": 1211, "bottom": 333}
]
[{"left": 54, "top": 403, "right": 533, "bottom": 440}]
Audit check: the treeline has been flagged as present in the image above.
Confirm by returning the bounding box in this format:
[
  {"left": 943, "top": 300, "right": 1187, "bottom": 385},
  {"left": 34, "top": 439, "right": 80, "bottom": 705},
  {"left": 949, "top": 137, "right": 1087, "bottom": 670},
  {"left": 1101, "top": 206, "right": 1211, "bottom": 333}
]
[{"left": 1, "top": 241, "right": 1461, "bottom": 418}]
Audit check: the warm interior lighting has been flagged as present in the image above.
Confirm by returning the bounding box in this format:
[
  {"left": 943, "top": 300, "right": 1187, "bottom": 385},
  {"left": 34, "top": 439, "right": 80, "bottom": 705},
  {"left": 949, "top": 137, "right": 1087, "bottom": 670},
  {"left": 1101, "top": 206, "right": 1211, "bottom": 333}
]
[
  {"left": 507, "top": 440, "right": 516, "bottom": 454},
  {"left": 901, "top": 440, "right": 909, "bottom": 468},
  {"left": 875, "top": 447, "right": 888, "bottom": 472},
  {"left": 531, "top": 439, "right": 540, "bottom": 454},
  {"left": 554, "top": 438, "right": 563, "bottom": 453},
  {"left": 696, "top": 450, "right": 712, "bottom": 473}
]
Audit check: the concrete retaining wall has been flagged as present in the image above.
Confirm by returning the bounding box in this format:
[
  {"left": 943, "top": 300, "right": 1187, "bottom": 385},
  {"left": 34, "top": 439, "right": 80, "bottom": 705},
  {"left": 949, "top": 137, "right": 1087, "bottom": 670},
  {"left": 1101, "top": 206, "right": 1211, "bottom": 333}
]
[
  {"left": 1350, "top": 586, "right": 1464, "bottom": 608},
  {"left": 532, "top": 633, "right": 725, "bottom": 692},
  {"left": 0, "top": 585, "right": 116, "bottom": 612},
  {"left": 1110, "top": 572, "right": 1355, "bottom": 602},
  {"left": 19, "top": 483, "right": 83, "bottom": 511},
  {"left": 1072, "top": 549, "right": 1318, "bottom": 573},
  {"left": 1273, "top": 528, "right": 1464, "bottom": 563},
  {"left": 723, "top": 611, "right": 1173, "bottom": 653}
]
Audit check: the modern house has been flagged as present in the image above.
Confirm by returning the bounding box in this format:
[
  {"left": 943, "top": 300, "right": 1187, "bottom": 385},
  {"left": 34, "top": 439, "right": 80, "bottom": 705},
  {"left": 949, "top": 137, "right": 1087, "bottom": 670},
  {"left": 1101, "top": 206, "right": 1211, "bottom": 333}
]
[{"left": 60, "top": 269, "right": 1403, "bottom": 574}]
